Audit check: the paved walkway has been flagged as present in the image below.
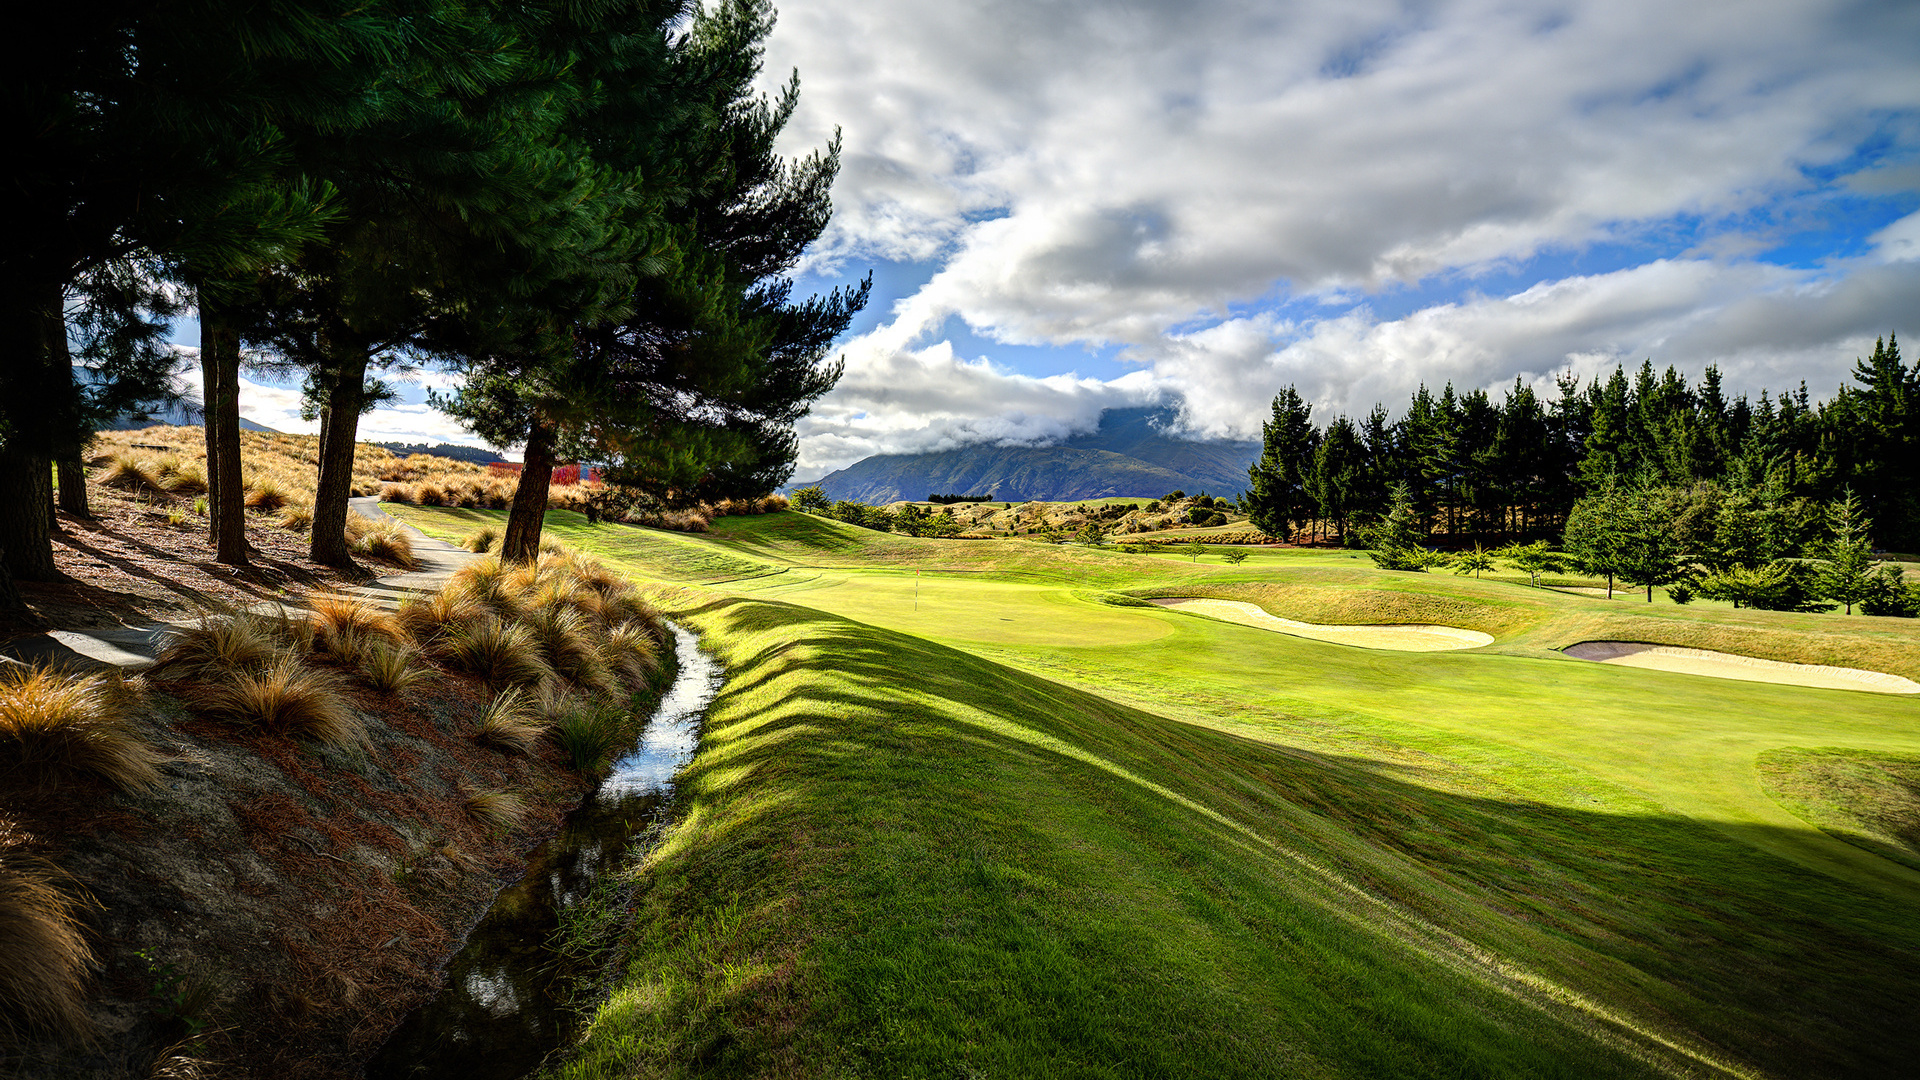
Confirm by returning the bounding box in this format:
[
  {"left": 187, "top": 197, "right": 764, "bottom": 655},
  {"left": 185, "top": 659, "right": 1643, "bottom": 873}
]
[{"left": 1, "top": 498, "right": 477, "bottom": 672}]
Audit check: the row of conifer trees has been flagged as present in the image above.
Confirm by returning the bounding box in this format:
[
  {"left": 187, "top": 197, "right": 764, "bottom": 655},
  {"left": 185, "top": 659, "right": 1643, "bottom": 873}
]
[{"left": 1244, "top": 335, "right": 1916, "bottom": 552}]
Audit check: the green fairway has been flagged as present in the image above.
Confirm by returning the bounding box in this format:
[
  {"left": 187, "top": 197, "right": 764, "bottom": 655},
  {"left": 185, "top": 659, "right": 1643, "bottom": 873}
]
[{"left": 388, "top": 505, "right": 1920, "bottom": 1079}]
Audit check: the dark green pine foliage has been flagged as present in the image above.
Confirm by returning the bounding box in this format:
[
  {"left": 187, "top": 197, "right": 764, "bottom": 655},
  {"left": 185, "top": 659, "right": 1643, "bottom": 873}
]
[
  {"left": 235, "top": 0, "right": 642, "bottom": 566},
  {"left": 1835, "top": 335, "right": 1918, "bottom": 549},
  {"left": 0, "top": 0, "right": 386, "bottom": 582},
  {"left": 1245, "top": 386, "right": 1318, "bottom": 540},
  {"left": 446, "top": 0, "right": 870, "bottom": 562},
  {"left": 1816, "top": 490, "right": 1876, "bottom": 615}
]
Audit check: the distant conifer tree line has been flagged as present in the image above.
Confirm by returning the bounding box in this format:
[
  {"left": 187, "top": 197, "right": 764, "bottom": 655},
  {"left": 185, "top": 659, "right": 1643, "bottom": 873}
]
[{"left": 1246, "top": 335, "right": 1916, "bottom": 553}]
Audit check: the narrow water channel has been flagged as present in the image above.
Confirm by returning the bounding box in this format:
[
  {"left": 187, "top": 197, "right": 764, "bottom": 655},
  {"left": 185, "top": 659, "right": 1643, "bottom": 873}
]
[{"left": 367, "top": 622, "right": 724, "bottom": 1080}]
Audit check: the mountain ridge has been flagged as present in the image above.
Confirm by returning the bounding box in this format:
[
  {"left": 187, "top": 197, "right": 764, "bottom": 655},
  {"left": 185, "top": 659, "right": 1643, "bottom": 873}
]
[{"left": 796, "top": 406, "right": 1258, "bottom": 503}]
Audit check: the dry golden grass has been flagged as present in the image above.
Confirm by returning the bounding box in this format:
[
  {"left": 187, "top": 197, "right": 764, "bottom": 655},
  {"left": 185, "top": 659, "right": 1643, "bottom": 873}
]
[
  {"left": 396, "top": 590, "right": 488, "bottom": 648},
  {"left": 155, "top": 456, "right": 207, "bottom": 495},
  {"left": 345, "top": 512, "right": 418, "bottom": 569},
  {"left": 242, "top": 477, "right": 290, "bottom": 512},
  {"left": 524, "top": 606, "right": 615, "bottom": 692},
  {"left": 0, "top": 668, "right": 165, "bottom": 794},
  {"left": 439, "top": 619, "right": 553, "bottom": 690},
  {"left": 357, "top": 641, "right": 429, "bottom": 695},
  {"left": 307, "top": 594, "right": 405, "bottom": 660},
  {"left": 601, "top": 622, "right": 664, "bottom": 690},
  {"left": 99, "top": 455, "right": 172, "bottom": 500},
  {"left": 463, "top": 526, "right": 498, "bottom": 554},
  {"left": 473, "top": 687, "right": 545, "bottom": 755},
  {"left": 91, "top": 427, "right": 600, "bottom": 528},
  {"left": 184, "top": 656, "right": 364, "bottom": 749},
  {"left": 151, "top": 610, "right": 306, "bottom": 680},
  {"left": 0, "top": 850, "right": 96, "bottom": 1042},
  {"left": 463, "top": 790, "right": 528, "bottom": 832},
  {"left": 448, "top": 558, "right": 523, "bottom": 619}
]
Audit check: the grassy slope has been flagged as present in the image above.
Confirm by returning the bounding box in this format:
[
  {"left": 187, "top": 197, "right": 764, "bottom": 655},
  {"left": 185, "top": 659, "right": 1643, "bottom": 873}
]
[{"left": 389, "top": 506, "right": 1920, "bottom": 1079}]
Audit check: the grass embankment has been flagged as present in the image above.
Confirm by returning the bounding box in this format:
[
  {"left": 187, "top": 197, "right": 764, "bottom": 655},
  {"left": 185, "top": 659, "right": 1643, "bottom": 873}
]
[{"left": 389, "top": 506, "right": 1920, "bottom": 1078}]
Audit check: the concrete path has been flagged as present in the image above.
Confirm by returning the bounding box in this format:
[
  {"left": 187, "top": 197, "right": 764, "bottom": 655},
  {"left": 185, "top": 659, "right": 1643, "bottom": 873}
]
[{"left": 1, "top": 499, "right": 477, "bottom": 672}]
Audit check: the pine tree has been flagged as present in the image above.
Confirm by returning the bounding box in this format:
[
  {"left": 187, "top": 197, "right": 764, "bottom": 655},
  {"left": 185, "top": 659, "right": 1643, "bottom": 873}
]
[
  {"left": 1245, "top": 386, "right": 1318, "bottom": 541},
  {"left": 1815, "top": 489, "right": 1875, "bottom": 615},
  {"left": 1365, "top": 481, "right": 1440, "bottom": 571},
  {"left": 1564, "top": 480, "right": 1629, "bottom": 598}
]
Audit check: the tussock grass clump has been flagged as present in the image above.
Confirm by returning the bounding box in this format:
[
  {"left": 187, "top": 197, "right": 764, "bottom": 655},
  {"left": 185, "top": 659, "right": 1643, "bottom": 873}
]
[
  {"left": 441, "top": 618, "right": 552, "bottom": 690},
  {"left": 463, "top": 527, "right": 498, "bottom": 554},
  {"left": 277, "top": 504, "right": 313, "bottom": 531},
  {"left": 184, "top": 657, "right": 363, "bottom": 748},
  {"left": 345, "top": 512, "right": 418, "bottom": 569},
  {"left": 527, "top": 606, "right": 616, "bottom": 692},
  {"left": 358, "top": 641, "right": 429, "bottom": 695},
  {"left": 448, "top": 558, "right": 522, "bottom": 619},
  {"left": 381, "top": 482, "right": 417, "bottom": 504},
  {"left": 464, "top": 790, "right": 528, "bottom": 832},
  {"left": 159, "top": 458, "right": 208, "bottom": 495},
  {"left": 0, "top": 852, "right": 96, "bottom": 1042},
  {"left": 100, "top": 455, "right": 170, "bottom": 499},
  {"left": 243, "top": 477, "right": 289, "bottom": 512},
  {"left": 474, "top": 687, "right": 545, "bottom": 755},
  {"left": 601, "top": 622, "right": 664, "bottom": 690},
  {"left": 548, "top": 703, "right": 632, "bottom": 771},
  {"left": 414, "top": 482, "right": 447, "bottom": 507},
  {"left": 0, "top": 668, "right": 165, "bottom": 794},
  {"left": 151, "top": 611, "right": 295, "bottom": 680},
  {"left": 396, "top": 590, "right": 488, "bottom": 648},
  {"left": 306, "top": 593, "right": 405, "bottom": 660}
]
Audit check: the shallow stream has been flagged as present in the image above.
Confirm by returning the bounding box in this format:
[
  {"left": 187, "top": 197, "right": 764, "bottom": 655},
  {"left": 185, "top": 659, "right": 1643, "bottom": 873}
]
[{"left": 366, "top": 622, "right": 723, "bottom": 1079}]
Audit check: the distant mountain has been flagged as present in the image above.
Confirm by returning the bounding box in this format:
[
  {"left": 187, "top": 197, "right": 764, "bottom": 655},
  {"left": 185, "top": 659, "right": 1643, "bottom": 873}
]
[
  {"left": 797, "top": 406, "right": 1258, "bottom": 504},
  {"left": 100, "top": 402, "right": 279, "bottom": 434}
]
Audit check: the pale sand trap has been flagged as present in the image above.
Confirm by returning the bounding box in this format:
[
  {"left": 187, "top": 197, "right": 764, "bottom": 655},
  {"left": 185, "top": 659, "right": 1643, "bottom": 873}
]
[
  {"left": 1150, "top": 598, "right": 1493, "bottom": 652},
  {"left": 1565, "top": 641, "right": 1920, "bottom": 694}
]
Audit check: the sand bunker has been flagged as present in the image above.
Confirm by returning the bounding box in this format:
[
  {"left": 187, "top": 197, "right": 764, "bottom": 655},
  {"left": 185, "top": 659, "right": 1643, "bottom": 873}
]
[
  {"left": 1564, "top": 641, "right": 1920, "bottom": 694},
  {"left": 1150, "top": 598, "right": 1492, "bottom": 652}
]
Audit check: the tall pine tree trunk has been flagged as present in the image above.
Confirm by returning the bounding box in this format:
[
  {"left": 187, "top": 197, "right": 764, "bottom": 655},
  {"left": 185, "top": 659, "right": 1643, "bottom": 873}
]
[
  {"left": 0, "top": 282, "right": 69, "bottom": 583},
  {"left": 201, "top": 296, "right": 248, "bottom": 565},
  {"left": 310, "top": 345, "right": 369, "bottom": 567},
  {"left": 502, "top": 418, "right": 555, "bottom": 565},
  {"left": 55, "top": 459, "right": 89, "bottom": 517}
]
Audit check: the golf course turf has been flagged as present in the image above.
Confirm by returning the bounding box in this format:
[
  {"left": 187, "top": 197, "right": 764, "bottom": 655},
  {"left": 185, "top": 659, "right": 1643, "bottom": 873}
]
[{"left": 389, "top": 505, "right": 1920, "bottom": 1079}]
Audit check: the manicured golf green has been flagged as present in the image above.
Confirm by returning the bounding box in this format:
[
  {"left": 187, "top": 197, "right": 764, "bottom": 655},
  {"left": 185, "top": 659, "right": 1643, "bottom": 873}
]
[{"left": 388, "top": 504, "right": 1920, "bottom": 1079}]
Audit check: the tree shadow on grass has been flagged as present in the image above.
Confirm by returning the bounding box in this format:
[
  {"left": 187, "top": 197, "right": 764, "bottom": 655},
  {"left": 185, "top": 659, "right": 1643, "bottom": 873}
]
[{"left": 660, "top": 594, "right": 1920, "bottom": 1080}]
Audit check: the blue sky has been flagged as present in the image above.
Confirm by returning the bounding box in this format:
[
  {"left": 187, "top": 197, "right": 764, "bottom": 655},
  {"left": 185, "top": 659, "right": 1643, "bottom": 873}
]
[{"left": 191, "top": 0, "right": 1920, "bottom": 475}]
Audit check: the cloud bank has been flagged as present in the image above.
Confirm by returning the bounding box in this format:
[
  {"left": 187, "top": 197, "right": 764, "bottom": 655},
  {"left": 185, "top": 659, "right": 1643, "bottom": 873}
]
[{"left": 758, "top": 0, "right": 1920, "bottom": 475}]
